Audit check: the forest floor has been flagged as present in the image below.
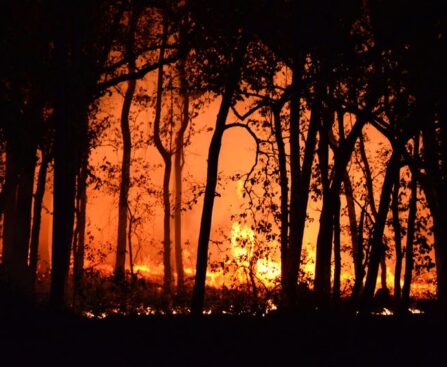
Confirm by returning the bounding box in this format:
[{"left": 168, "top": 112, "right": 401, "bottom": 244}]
[{"left": 1, "top": 304, "right": 446, "bottom": 367}]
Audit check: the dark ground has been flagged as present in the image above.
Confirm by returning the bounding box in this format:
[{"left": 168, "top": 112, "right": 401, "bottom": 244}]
[{"left": 1, "top": 305, "right": 446, "bottom": 367}]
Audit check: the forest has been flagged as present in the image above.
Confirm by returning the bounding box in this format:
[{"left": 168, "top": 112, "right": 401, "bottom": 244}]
[{"left": 1, "top": 0, "right": 447, "bottom": 352}]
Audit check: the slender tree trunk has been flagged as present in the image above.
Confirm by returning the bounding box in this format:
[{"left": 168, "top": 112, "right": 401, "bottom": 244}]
[
  {"left": 360, "top": 132, "right": 389, "bottom": 294},
  {"left": 272, "top": 108, "right": 289, "bottom": 294},
  {"left": 391, "top": 166, "right": 402, "bottom": 303},
  {"left": 128, "top": 211, "right": 134, "bottom": 277},
  {"left": 50, "top": 33, "right": 84, "bottom": 309},
  {"left": 315, "top": 115, "right": 366, "bottom": 303},
  {"left": 51, "top": 119, "right": 78, "bottom": 309},
  {"left": 0, "top": 142, "right": 5, "bottom": 219},
  {"left": 2, "top": 136, "right": 37, "bottom": 299},
  {"left": 2, "top": 145, "right": 19, "bottom": 268},
  {"left": 73, "top": 158, "right": 88, "bottom": 300},
  {"left": 343, "top": 174, "right": 363, "bottom": 300},
  {"left": 13, "top": 150, "right": 36, "bottom": 293},
  {"left": 161, "top": 160, "right": 172, "bottom": 295},
  {"left": 174, "top": 60, "right": 189, "bottom": 294},
  {"left": 29, "top": 153, "right": 49, "bottom": 287},
  {"left": 361, "top": 151, "right": 399, "bottom": 310},
  {"left": 191, "top": 34, "right": 247, "bottom": 315},
  {"left": 359, "top": 134, "right": 377, "bottom": 218},
  {"left": 174, "top": 137, "right": 185, "bottom": 293},
  {"left": 285, "top": 72, "right": 320, "bottom": 307},
  {"left": 333, "top": 194, "right": 341, "bottom": 302},
  {"left": 285, "top": 63, "right": 303, "bottom": 306},
  {"left": 421, "top": 119, "right": 447, "bottom": 309},
  {"left": 401, "top": 137, "right": 419, "bottom": 310},
  {"left": 315, "top": 104, "right": 332, "bottom": 305},
  {"left": 114, "top": 61, "right": 136, "bottom": 280},
  {"left": 152, "top": 19, "right": 172, "bottom": 296}
]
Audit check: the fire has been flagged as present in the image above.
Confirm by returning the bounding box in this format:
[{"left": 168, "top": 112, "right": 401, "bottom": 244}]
[
  {"left": 255, "top": 258, "right": 281, "bottom": 281},
  {"left": 230, "top": 222, "right": 254, "bottom": 260},
  {"left": 134, "top": 264, "right": 151, "bottom": 273},
  {"left": 228, "top": 222, "right": 281, "bottom": 287}
]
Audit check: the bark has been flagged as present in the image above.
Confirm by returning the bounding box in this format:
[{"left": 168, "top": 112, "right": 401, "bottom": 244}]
[
  {"left": 29, "top": 152, "right": 49, "bottom": 286},
  {"left": 49, "top": 1, "right": 125, "bottom": 308},
  {"left": 343, "top": 174, "right": 363, "bottom": 300},
  {"left": 359, "top": 132, "right": 388, "bottom": 291},
  {"left": 359, "top": 134, "right": 377, "bottom": 218},
  {"left": 191, "top": 35, "right": 248, "bottom": 315},
  {"left": 153, "top": 19, "right": 172, "bottom": 296},
  {"left": 361, "top": 151, "right": 399, "bottom": 309},
  {"left": 114, "top": 60, "right": 136, "bottom": 280},
  {"left": 128, "top": 211, "right": 134, "bottom": 277},
  {"left": 401, "top": 137, "right": 419, "bottom": 309},
  {"left": 391, "top": 166, "right": 402, "bottom": 303},
  {"left": 314, "top": 115, "right": 366, "bottom": 303},
  {"left": 272, "top": 108, "right": 289, "bottom": 292},
  {"left": 73, "top": 158, "right": 88, "bottom": 298},
  {"left": 2, "top": 140, "right": 37, "bottom": 296},
  {"left": 423, "top": 123, "right": 447, "bottom": 308},
  {"left": 285, "top": 63, "right": 303, "bottom": 306},
  {"left": 284, "top": 72, "right": 320, "bottom": 306},
  {"left": 432, "top": 207, "right": 447, "bottom": 309},
  {"left": 51, "top": 112, "right": 78, "bottom": 309},
  {"left": 333, "top": 194, "right": 341, "bottom": 302},
  {"left": 314, "top": 103, "right": 332, "bottom": 304},
  {"left": 1, "top": 145, "right": 19, "bottom": 268},
  {"left": 50, "top": 5, "right": 81, "bottom": 308},
  {"left": 174, "top": 59, "right": 189, "bottom": 294}
]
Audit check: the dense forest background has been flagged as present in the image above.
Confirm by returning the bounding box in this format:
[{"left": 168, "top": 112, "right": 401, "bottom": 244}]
[{"left": 1, "top": 0, "right": 446, "bottom": 318}]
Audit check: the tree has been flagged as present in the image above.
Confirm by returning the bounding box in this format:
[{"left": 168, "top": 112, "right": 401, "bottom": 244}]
[{"left": 114, "top": 5, "right": 139, "bottom": 281}]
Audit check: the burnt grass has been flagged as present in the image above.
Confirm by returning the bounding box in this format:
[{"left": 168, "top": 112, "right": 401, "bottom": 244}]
[{"left": 1, "top": 299, "right": 446, "bottom": 367}]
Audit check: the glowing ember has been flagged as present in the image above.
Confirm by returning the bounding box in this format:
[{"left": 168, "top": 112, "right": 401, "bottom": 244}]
[{"left": 372, "top": 308, "right": 393, "bottom": 316}]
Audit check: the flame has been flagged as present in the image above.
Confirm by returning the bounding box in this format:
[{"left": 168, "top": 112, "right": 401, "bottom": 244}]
[
  {"left": 256, "top": 258, "right": 281, "bottom": 281},
  {"left": 230, "top": 222, "right": 254, "bottom": 259},
  {"left": 134, "top": 264, "right": 151, "bottom": 273},
  {"left": 228, "top": 222, "right": 281, "bottom": 287}
]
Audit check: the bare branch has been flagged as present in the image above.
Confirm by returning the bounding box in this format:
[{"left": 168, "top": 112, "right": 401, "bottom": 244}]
[{"left": 98, "top": 54, "right": 180, "bottom": 91}]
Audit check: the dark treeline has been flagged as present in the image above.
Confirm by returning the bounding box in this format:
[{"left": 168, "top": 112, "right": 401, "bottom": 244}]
[{"left": 0, "top": 0, "right": 446, "bottom": 315}]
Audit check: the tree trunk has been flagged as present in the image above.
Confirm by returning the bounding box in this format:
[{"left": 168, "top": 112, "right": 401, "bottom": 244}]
[
  {"left": 191, "top": 35, "right": 247, "bottom": 316},
  {"left": 2, "top": 145, "right": 19, "bottom": 269},
  {"left": 343, "top": 174, "right": 363, "bottom": 301},
  {"left": 29, "top": 152, "right": 49, "bottom": 287},
  {"left": 391, "top": 166, "right": 402, "bottom": 303},
  {"left": 315, "top": 103, "right": 332, "bottom": 305},
  {"left": 421, "top": 115, "right": 447, "bottom": 309},
  {"left": 174, "top": 60, "right": 189, "bottom": 294},
  {"left": 73, "top": 158, "right": 88, "bottom": 301},
  {"left": 153, "top": 19, "right": 172, "bottom": 296},
  {"left": 128, "top": 210, "right": 134, "bottom": 278},
  {"left": 2, "top": 139, "right": 37, "bottom": 297},
  {"left": 285, "top": 63, "right": 303, "bottom": 306},
  {"left": 51, "top": 115, "right": 78, "bottom": 309},
  {"left": 161, "top": 160, "right": 172, "bottom": 295},
  {"left": 314, "top": 115, "right": 366, "bottom": 303},
  {"left": 272, "top": 108, "right": 289, "bottom": 294},
  {"left": 284, "top": 73, "right": 320, "bottom": 307},
  {"left": 361, "top": 151, "right": 399, "bottom": 309},
  {"left": 333, "top": 194, "right": 341, "bottom": 303},
  {"left": 114, "top": 61, "right": 136, "bottom": 280},
  {"left": 401, "top": 137, "right": 419, "bottom": 310}
]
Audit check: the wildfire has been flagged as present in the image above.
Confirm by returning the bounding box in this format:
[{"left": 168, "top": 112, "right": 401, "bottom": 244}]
[
  {"left": 229, "top": 222, "right": 281, "bottom": 287},
  {"left": 134, "top": 264, "right": 151, "bottom": 273}
]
